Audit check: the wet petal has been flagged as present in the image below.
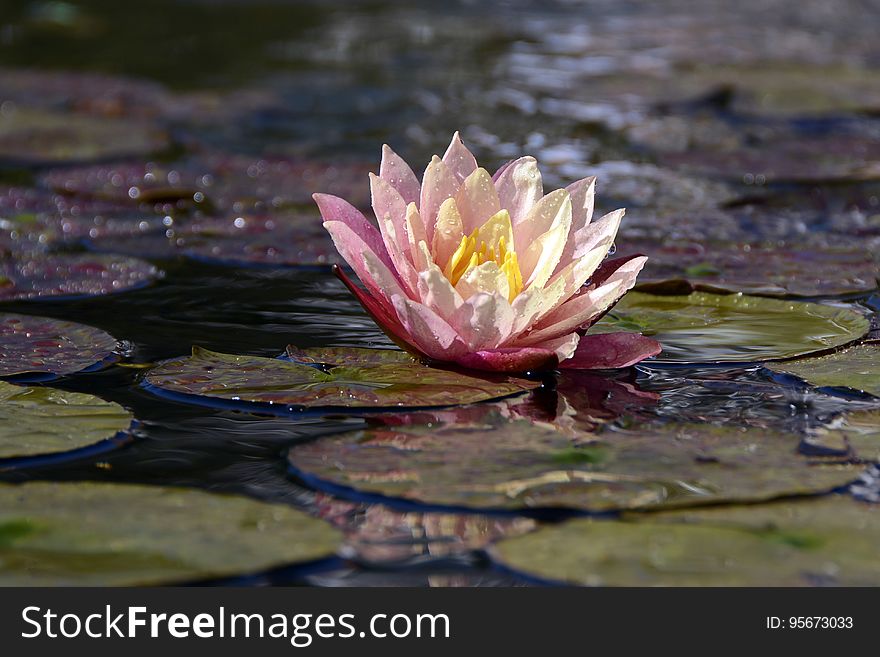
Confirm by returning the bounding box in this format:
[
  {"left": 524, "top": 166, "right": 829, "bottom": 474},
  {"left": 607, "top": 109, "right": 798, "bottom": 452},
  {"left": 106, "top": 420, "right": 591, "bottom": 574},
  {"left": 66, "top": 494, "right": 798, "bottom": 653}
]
[
  {"left": 432, "top": 197, "right": 465, "bottom": 269},
  {"left": 314, "top": 193, "right": 391, "bottom": 269},
  {"left": 392, "top": 296, "right": 468, "bottom": 361},
  {"left": 455, "top": 168, "right": 501, "bottom": 234},
  {"left": 421, "top": 156, "right": 460, "bottom": 243},
  {"left": 442, "top": 131, "right": 478, "bottom": 183},
  {"left": 494, "top": 156, "right": 543, "bottom": 225},
  {"left": 380, "top": 144, "right": 420, "bottom": 205}
]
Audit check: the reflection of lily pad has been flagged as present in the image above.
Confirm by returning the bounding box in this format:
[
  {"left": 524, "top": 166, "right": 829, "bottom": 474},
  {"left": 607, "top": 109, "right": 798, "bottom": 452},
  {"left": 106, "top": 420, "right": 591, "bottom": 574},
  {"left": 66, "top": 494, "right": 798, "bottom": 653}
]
[
  {"left": 313, "top": 494, "right": 535, "bottom": 564},
  {"left": 491, "top": 495, "right": 880, "bottom": 586},
  {"left": 0, "top": 252, "right": 159, "bottom": 301},
  {"left": 807, "top": 410, "right": 880, "bottom": 463},
  {"left": 0, "top": 382, "right": 131, "bottom": 461},
  {"left": 617, "top": 238, "right": 879, "bottom": 297},
  {"left": 766, "top": 344, "right": 880, "bottom": 398},
  {"left": 593, "top": 292, "right": 869, "bottom": 363},
  {"left": 144, "top": 346, "right": 538, "bottom": 412},
  {"left": 0, "top": 313, "right": 118, "bottom": 380},
  {"left": 0, "top": 481, "right": 340, "bottom": 585},
  {"left": 0, "top": 109, "right": 168, "bottom": 166},
  {"left": 288, "top": 419, "right": 860, "bottom": 513}
]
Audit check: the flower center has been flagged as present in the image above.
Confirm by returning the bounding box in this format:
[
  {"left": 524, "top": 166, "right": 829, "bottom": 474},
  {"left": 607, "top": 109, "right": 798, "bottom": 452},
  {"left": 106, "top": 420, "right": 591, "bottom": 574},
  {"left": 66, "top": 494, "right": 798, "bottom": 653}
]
[{"left": 442, "top": 216, "right": 524, "bottom": 301}]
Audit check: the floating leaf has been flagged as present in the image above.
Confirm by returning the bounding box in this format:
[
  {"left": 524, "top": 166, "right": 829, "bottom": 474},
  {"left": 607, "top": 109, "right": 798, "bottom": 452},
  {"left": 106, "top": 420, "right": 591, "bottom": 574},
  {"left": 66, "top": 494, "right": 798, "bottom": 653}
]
[
  {"left": 766, "top": 343, "right": 880, "bottom": 398},
  {"left": 0, "top": 481, "right": 340, "bottom": 585},
  {"left": 288, "top": 419, "right": 860, "bottom": 513},
  {"left": 0, "top": 313, "right": 118, "bottom": 380},
  {"left": 491, "top": 495, "right": 880, "bottom": 586},
  {"left": 660, "top": 132, "right": 880, "bottom": 184},
  {"left": 0, "top": 252, "right": 159, "bottom": 301},
  {"left": 592, "top": 292, "right": 869, "bottom": 363},
  {"left": 617, "top": 238, "right": 879, "bottom": 297},
  {"left": 0, "top": 382, "right": 131, "bottom": 461},
  {"left": 0, "top": 109, "right": 168, "bottom": 166},
  {"left": 144, "top": 346, "right": 538, "bottom": 411}
]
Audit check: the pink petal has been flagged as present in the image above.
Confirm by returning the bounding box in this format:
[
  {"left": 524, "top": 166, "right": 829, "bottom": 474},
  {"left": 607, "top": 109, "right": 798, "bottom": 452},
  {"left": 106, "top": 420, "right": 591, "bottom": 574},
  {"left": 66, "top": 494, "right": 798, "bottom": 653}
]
[
  {"left": 455, "top": 347, "right": 558, "bottom": 373},
  {"left": 370, "top": 172, "right": 408, "bottom": 251},
  {"left": 522, "top": 255, "right": 648, "bottom": 343},
  {"left": 492, "top": 159, "right": 515, "bottom": 182},
  {"left": 380, "top": 145, "right": 420, "bottom": 205},
  {"left": 442, "top": 131, "right": 478, "bottom": 183},
  {"left": 559, "top": 332, "right": 661, "bottom": 370},
  {"left": 392, "top": 296, "right": 469, "bottom": 361},
  {"left": 421, "top": 156, "right": 461, "bottom": 244},
  {"left": 455, "top": 168, "right": 501, "bottom": 234},
  {"left": 333, "top": 264, "right": 429, "bottom": 360},
  {"left": 314, "top": 193, "right": 392, "bottom": 270},
  {"left": 493, "top": 156, "right": 543, "bottom": 225},
  {"left": 553, "top": 176, "right": 596, "bottom": 276},
  {"left": 553, "top": 208, "right": 623, "bottom": 276},
  {"left": 323, "top": 220, "right": 401, "bottom": 296}
]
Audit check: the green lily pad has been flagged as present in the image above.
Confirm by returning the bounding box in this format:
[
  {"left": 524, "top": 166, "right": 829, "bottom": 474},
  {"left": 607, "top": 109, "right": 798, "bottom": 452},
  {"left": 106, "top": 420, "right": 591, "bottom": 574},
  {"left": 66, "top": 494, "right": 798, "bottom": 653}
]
[
  {"left": 144, "top": 346, "right": 539, "bottom": 411},
  {"left": 592, "top": 292, "right": 869, "bottom": 363},
  {"left": 766, "top": 343, "right": 880, "bottom": 398},
  {"left": 0, "top": 382, "right": 131, "bottom": 461},
  {"left": 0, "top": 252, "right": 159, "bottom": 301},
  {"left": 491, "top": 495, "right": 880, "bottom": 586},
  {"left": 0, "top": 481, "right": 341, "bottom": 585},
  {"left": 616, "top": 238, "right": 880, "bottom": 297},
  {"left": 0, "top": 313, "right": 118, "bottom": 380},
  {"left": 288, "top": 418, "right": 861, "bottom": 513},
  {"left": 0, "top": 109, "right": 169, "bottom": 166}
]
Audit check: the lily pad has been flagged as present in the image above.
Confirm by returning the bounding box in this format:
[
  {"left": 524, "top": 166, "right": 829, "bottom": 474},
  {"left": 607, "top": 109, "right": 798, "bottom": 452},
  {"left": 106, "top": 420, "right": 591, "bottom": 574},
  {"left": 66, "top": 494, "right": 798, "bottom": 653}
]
[
  {"left": 287, "top": 418, "right": 861, "bottom": 513},
  {"left": 659, "top": 132, "right": 880, "bottom": 184},
  {"left": 0, "top": 481, "right": 341, "bottom": 585},
  {"left": 0, "top": 109, "right": 169, "bottom": 166},
  {"left": 0, "top": 382, "right": 131, "bottom": 461},
  {"left": 766, "top": 343, "right": 880, "bottom": 398},
  {"left": 0, "top": 313, "right": 118, "bottom": 380},
  {"left": 592, "top": 292, "right": 869, "bottom": 363},
  {"left": 491, "top": 495, "right": 880, "bottom": 586},
  {"left": 616, "top": 238, "right": 880, "bottom": 297},
  {"left": 144, "top": 346, "right": 539, "bottom": 412},
  {"left": 40, "top": 155, "right": 372, "bottom": 212},
  {"left": 0, "top": 252, "right": 159, "bottom": 301}
]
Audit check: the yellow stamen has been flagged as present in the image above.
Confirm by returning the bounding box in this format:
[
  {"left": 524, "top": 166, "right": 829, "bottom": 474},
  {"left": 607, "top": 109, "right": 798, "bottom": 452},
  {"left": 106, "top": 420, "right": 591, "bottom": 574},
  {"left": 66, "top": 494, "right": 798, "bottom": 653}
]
[{"left": 441, "top": 212, "right": 524, "bottom": 301}]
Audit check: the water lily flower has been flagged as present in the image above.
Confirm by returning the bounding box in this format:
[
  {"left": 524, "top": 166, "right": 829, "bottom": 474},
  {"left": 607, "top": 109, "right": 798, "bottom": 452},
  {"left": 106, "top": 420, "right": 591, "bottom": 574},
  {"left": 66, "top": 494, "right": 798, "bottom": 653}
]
[{"left": 314, "top": 132, "right": 660, "bottom": 373}]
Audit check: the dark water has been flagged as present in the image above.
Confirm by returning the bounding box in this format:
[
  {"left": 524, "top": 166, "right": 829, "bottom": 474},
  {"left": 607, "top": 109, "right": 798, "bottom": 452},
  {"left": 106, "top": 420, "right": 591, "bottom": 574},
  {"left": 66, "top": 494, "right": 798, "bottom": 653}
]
[{"left": 1, "top": 0, "right": 879, "bottom": 585}]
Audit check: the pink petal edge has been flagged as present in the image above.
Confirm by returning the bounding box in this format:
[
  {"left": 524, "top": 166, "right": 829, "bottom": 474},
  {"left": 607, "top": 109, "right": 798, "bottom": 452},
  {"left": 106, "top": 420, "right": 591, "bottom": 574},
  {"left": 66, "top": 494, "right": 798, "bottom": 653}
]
[{"left": 559, "top": 332, "right": 662, "bottom": 370}]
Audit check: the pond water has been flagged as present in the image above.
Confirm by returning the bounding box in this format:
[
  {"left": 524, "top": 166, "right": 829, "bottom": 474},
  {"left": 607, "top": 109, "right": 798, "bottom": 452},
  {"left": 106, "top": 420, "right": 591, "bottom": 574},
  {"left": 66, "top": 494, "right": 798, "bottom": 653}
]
[{"left": 0, "top": 0, "right": 879, "bottom": 586}]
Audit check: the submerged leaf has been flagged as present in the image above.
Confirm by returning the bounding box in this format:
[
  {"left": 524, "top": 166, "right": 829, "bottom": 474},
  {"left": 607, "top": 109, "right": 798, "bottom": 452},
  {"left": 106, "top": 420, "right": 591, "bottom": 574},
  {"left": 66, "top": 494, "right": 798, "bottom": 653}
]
[
  {"left": 288, "top": 418, "right": 860, "bottom": 512},
  {"left": 0, "top": 382, "right": 131, "bottom": 460},
  {"left": 766, "top": 343, "right": 880, "bottom": 398},
  {"left": 0, "top": 313, "right": 118, "bottom": 379},
  {"left": 0, "top": 481, "right": 340, "bottom": 585},
  {"left": 491, "top": 495, "right": 880, "bottom": 586},
  {"left": 593, "top": 292, "right": 869, "bottom": 363},
  {"left": 144, "top": 346, "right": 538, "bottom": 411}
]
